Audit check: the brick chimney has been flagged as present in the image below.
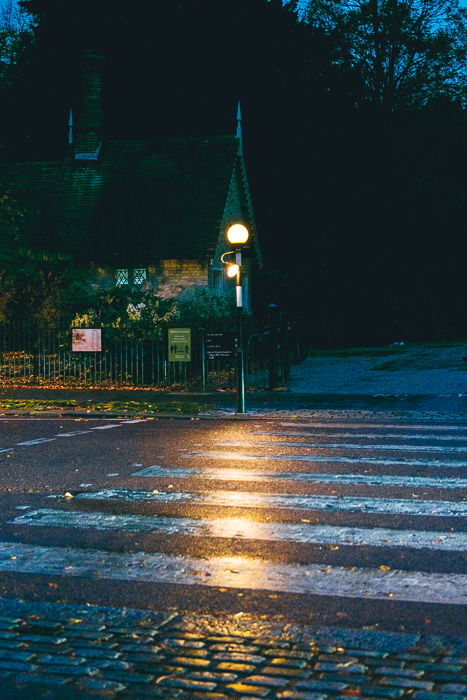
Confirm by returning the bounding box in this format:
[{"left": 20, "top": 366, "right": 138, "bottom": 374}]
[{"left": 74, "top": 50, "right": 104, "bottom": 160}]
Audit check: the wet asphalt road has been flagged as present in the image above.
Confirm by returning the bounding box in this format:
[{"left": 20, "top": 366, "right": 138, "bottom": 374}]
[{"left": 0, "top": 415, "right": 466, "bottom": 639}]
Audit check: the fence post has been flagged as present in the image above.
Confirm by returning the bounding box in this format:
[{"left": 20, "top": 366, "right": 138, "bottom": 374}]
[
  {"left": 267, "top": 304, "right": 280, "bottom": 390},
  {"left": 200, "top": 328, "right": 207, "bottom": 391}
]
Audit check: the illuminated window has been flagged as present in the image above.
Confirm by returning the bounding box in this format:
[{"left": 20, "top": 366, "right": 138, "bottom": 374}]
[
  {"left": 116, "top": 269, "right": 129, "bottom": 286},
  {"left": 133, "top": 268, "right": 147, "bottom": 285}
]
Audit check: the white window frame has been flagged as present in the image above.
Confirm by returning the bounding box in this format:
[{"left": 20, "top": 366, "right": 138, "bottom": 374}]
[
  {"left": 133, "top": 268, "right": 147, "bottom": 286},
  {"left": 116, "top": 268, "right": 129, "bottom": 286}
]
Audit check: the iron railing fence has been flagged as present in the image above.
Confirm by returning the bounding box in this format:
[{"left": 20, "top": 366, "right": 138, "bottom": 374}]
[{"left": 0, "top": 320, "right": 292, "bottom": 389}]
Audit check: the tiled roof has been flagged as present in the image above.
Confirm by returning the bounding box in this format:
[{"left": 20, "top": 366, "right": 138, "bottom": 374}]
[{"left": 0, "top": 136, "right": 239, "bottom": 264}]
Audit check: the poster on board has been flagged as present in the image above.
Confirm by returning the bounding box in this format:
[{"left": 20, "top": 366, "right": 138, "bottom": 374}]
[
  {"left": 72, "top": 329, "right": 102, "bottom": 352},
  {"left": 168, "top": 328, "right": 191, "bottom": 362}
]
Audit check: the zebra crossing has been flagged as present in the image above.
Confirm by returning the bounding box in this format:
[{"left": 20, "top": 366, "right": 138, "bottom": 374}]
[{"left": 3, "top": 418, "right": 467, "bottom": 616}]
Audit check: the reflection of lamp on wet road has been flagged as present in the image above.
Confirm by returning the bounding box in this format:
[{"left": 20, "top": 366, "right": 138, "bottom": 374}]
[{"left": 221, "top": 223, "right": 250, "bottom": 414}]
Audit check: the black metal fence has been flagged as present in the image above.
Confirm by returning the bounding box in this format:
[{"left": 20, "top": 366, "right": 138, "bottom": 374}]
[{"left": 0, "top": 320, "right": 294, "bottom": 389}]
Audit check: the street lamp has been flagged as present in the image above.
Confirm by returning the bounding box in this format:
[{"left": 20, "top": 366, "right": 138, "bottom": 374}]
[
  {"left": 226, "top": 223, "right": 249, "bottom": 245},
  {"left": 222, "top": 223, "right": 250, "bottom": 413}
]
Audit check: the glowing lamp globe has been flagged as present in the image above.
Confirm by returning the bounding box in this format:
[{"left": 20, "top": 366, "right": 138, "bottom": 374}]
[
  {"left": 226, "top": 264, "right": 240, "bottom": 278},
  {"left": 227, "top": 224, "right": 249, "bottom": 245}
]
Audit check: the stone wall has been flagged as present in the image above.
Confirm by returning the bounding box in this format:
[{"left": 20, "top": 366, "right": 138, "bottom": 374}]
[{"left": 89, "top": 260, "right": 209, "bottom": 297}]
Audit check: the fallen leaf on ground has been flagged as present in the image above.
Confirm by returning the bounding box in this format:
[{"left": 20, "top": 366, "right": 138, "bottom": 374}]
[{"left": 342, "top": 690, "right": 362, "bottom": 696}]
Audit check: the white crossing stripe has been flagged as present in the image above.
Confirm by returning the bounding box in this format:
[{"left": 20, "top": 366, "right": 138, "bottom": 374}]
[
  {"left": 183, "top": 450, "right": 467, "bottom": 468},
  {"left": 11, "top": 509, "right": 467, "bottom": 552},
  {"left": 16, "top": 438, "right": 56, "bottom": 446},
  {"left": 218, "top": 440, "right": 467, "bottom": 454},
  {"left": 130, "top": 464, "right": 467, "bottom": 489},
  {"left": 75, "top": 488, "right": 467, "bottom": 516},
  {"left": 259, "top": 431, "right": 467, "bottom": 442},
  {"left": 0, "top": 541, "right": 464, "bottom": 605},
  {"left": 89, "top": 424, "right": 122, "bottom": 430}
]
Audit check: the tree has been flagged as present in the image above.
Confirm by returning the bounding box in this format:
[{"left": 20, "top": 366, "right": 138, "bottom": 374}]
[
  {"left": 0, "top": 0, "right": 34, "bottom": 156},
  {"left": 300, "top": 0, "right": 467, "bottom": 110},
  {"left": 0, "top": 0, "right": 33, "bottom": 87},
  {"left": 0, "top": 192, "right": 85, "bottom": 322},
  {"left": 175, "top": 286, "right": 236, "bottom": 327}
]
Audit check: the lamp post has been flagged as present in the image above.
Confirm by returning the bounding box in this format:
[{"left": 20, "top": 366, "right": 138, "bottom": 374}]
[{"left": 222, "top": 223, "right": 249, "bottom": 413}]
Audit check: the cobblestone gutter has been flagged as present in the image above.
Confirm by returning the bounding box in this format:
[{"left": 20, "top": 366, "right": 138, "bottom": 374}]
[
  {"left": 202, "top": 408, "right": 467, "bottom": 424},
  {"left": 0, "top": 599, "right": 465, "bottom": 698}
]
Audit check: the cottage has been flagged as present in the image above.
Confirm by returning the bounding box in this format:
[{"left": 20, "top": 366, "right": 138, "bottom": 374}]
[{"left": 0, "top": 51, "right": 262, "bottom": 312}]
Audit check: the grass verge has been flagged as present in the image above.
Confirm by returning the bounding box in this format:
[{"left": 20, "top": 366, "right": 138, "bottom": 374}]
[{"left": 0, "top": 399, "right": 209, "bottom": 415}]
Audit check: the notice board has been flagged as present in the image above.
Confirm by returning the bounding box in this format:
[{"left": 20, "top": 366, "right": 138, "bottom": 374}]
[
  {"left": 168, "top": 328, "right": 191, "bottom": 362},
  {"left": 205, "top": 332, "right": 235, "bottom": 359}
]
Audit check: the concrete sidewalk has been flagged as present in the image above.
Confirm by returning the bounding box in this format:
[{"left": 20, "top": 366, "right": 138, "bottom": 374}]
[{"left": 288, "top": 343, "right": 466, "bottom": 395}]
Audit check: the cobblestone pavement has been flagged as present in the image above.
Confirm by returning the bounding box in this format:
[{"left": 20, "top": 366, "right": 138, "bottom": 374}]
[
  {"left": 0, "top": 599, "right": 466, "bottom": 699},
  {"left": 202, "top": 408, "right": 467, "bottom": 424}
]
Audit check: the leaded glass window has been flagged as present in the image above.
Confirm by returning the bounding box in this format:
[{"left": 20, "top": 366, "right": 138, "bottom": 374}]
[
  {"left": 133, "top": 268, "right": 147, "bottom": 285},
  {"left": 116, "top": 269, "right": 129, "bottom": 286}
]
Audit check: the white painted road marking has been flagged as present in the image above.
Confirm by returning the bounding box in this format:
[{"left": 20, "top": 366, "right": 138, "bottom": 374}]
[
  {"left": 0, "top": 419, "right": 148, "bottom": 451},
  {"left": 183, "top": 450, "right": 467, "bottom": 468},
  {"left": 0, "top": 541, "right": 464, "bottom": 604},
  {"left": 218, "top": 440, "right": 467, "bottom": 454},
  {"left": 16, "top": 438, "right": 56, "bottom": 446},
  {"left": 75, "top": 488, "right": 467, "bottom": 516},
  {"left": 3, "top": 417, "right": 466, "bottom": 615},
  {"left": 89, "top": 425, "right": 123, "bottom": 431},
  {"left": 11, "top": 508, "right": 467, "bottom": 552},
  {"left": 130, "top": 464, "right": 467, "bottom": 489}
]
